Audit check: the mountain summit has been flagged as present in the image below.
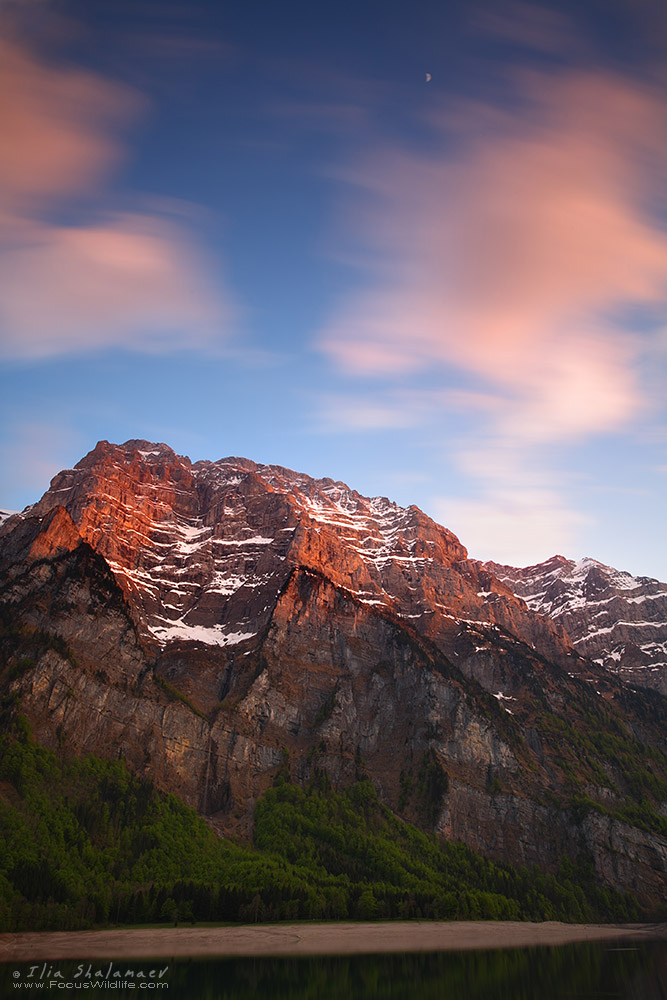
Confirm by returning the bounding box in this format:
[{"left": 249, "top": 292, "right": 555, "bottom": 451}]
[
  {"left": 17, "top": 439, "right": 568, "bottom": 663},
  {"left": 1, "top": 441, "right": 666, "bottom": 908},
  {"left": 486, "top": 555, "right": 667, "bottom": 696}
]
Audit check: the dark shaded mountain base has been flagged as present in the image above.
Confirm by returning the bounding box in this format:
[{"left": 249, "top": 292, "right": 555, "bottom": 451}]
[{"left": 0, "top": 701, "right": 645, "bottom": 934}]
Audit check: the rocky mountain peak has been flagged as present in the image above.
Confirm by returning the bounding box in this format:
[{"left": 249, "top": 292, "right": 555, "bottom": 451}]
[
  {"left": 2, "top": 440, "right": 666, "bottom": 909},
  {"left": 5, "top": 441, "right": 576, "bottom": 674},
  {"left": 486, "top": 555, "right": 667, "bottom": 694}
]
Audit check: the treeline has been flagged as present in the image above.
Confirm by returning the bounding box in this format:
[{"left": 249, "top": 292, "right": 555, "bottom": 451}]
[
  {"left": 0, "top": 700, "right": 642, "bottom": 932},
  {"left": 0, "top": 697, "right": 321, "bottom": 931},
  {"left": 253, "top": 774, "right": 640, "bottom": 924}
]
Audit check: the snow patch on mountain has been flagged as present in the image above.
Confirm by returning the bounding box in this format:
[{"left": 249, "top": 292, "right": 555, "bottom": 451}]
[{"left": 485, "top": 554, "right": 667, "bottom": 695}]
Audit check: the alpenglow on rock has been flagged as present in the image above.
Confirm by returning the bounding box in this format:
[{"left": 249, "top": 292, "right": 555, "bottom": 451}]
[
  {"left": 12, "top": 439, "right": 577, "bottom": 665},
  {"left": 1, "top": 440, "right": 666, "bottom": 909}
]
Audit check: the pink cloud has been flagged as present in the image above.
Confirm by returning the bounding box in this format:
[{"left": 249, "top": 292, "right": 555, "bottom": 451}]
[
  {"left": 317, "top": 67, "right": 667, "bottom": 565},
  {"left": 0, "top": 213, "right": 230, "bottom": 357},
  {"left": 319, "top": 70, "right": 667, "bottom": 443},
  {"left": 0, "top": 35, "right": 138, "bottom": 212},
  {"left": 0, "top": 33, "right": 230, "bottom": 358}
]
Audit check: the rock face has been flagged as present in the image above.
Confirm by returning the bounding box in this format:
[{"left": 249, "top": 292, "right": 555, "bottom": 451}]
[
  {"left": 485, "top": 555, "right": 667, "bottom": 696},
  {"left": 1, "top": 441, "right": 666, "bottom": 909},
  {"left": 19, "top": 440, "right": 572, "bottom": 664}
]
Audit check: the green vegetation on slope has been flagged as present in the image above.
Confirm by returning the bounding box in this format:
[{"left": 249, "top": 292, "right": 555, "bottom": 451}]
[
  {"left": 0, "top": 694, "right": 328, "bottom": 931},
  {"left": 0, "top": 698, "right": 640, "bottom": 932},
  {"left": 254, "top": 772, "right": 640, "bottom": 924},
  {"left": 538, "top": 709, "right": 667, "bottom": 834}
]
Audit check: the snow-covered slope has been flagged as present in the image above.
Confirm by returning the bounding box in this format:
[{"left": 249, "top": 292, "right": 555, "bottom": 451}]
[
  {"left": 485, "top": 555, "right": 667, "bottom": 694},
  {"left": 4, "top": 439, "right": 573, "bottom": 679},
  {"left": 17, "top": 442, "right": 463, "bottom": 648}
]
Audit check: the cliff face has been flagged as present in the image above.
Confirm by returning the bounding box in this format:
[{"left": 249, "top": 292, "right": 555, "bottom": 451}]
[
  {"left": 20, "top": 440, "right": 572, "bottom": 668},
  {"left": 486, "top": 555, "right": 667, "bottom": 696},
  {"left": 1, "top": 441, "right": 666, "bottom": 908}
]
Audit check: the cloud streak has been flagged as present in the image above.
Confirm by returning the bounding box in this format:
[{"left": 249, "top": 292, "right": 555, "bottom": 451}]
[
  {"left": 0, "top": 33, "right": 137, "bottom": 211},
  {"left": 0, "top": 32, "right": 230, "bottom": 359},
  {"left": 317, "top": 66, "right": 667, "bottom": 562},
  {"left": 0, "top": 213, "right": 230, "bottom": 358},
  {"left": 321, "top": 70, "right": 667, "bottom": 437}
]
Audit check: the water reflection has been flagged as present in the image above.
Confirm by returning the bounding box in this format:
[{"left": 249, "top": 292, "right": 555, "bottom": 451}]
[{"left": 2, "top": 940, "right": 665, "bottom": 999}]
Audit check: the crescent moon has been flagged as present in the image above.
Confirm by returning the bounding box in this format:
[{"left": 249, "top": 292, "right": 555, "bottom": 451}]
[{"left": 425, "top": 72, "right": 432, "bottom": 82}]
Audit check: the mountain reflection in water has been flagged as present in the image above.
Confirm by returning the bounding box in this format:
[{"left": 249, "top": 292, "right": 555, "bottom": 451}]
[{"left": 3, "top": 940, "right": 665, "bottom": 999}]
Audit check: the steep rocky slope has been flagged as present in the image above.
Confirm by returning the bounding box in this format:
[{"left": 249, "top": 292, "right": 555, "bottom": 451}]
[
  {"left": 16, "top": 440, "right": 572, "bottom": 665},
  {"left": 1, "top": 441, "right": 666, "bottom": 908},
  {"left": 486, "top": 556, "right": 667, "bottom": 696}
]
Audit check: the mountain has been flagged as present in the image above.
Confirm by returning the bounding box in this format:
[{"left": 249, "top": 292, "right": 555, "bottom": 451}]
[
  {"left": 14, "top": 440, "right": 571, "bottom": 661},
  {"left": 1, "top": 440, "right": 666, "bottom": 910},
  {"left": 485, "top": 556, "right": 667, "bottom": 697}
]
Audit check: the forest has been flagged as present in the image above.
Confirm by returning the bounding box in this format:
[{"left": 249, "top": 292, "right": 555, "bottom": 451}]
[{"left": 0, "top": 694, "right": 644, "bottom": 932}]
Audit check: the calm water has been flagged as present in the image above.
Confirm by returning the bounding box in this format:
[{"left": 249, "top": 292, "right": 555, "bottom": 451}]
[{"left": 2, "top": 940, "right": 665, "bottom": 999}]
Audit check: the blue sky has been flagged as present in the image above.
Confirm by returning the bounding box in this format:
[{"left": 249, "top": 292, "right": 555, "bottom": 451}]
[{"left": 1, "top": 0, "right": 666, "bottom": 578}]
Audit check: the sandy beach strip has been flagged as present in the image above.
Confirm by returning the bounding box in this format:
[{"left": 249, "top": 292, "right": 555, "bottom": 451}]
[{"left": 1, "top": 921, "right": 666, "bottom": 962}]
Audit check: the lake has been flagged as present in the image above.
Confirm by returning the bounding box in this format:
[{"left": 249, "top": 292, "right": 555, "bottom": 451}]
[{"left": 2, "top": 940, "right": 665, "bottom": 998}]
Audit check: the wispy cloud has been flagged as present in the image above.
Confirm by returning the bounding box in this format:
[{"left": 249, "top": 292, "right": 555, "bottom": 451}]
[
  {"left": 0, "top": 213, "right": 230, "bottom": 358},
  {"left": 0, "top": 32, "right": 230, "bottom": 359},
  {"left": 436, "top": 436, "right": 590, "bottom": 563},
  {"left": 0, "top": 33, "right": 138, "bottom": 210},
  {"left": 315, "top": 388, "right": 457, "bottom": 433},
  {"left": 321, "top": 70, "right": 667, "bottom": 435},
  {"left": 269, "top": 100, "right": 369, "bottom": 134},
  {"left": 434, "top": 485, "right": 590, "bottom": 566},
  {"left": 471, "top": 1, "right": 583, "bottom": 58},
  {"left": 317, "top": 65, "right": 667, "bottom": 563}
]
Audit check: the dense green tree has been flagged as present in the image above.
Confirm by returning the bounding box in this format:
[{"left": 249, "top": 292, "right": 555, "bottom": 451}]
[{"left": 0, "top": 696, "right": 644, "bottom": 931}]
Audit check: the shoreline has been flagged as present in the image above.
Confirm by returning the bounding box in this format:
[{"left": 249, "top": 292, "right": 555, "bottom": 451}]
[{"left": 1, "top": 921, "right": 666, "bottom": 962}]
